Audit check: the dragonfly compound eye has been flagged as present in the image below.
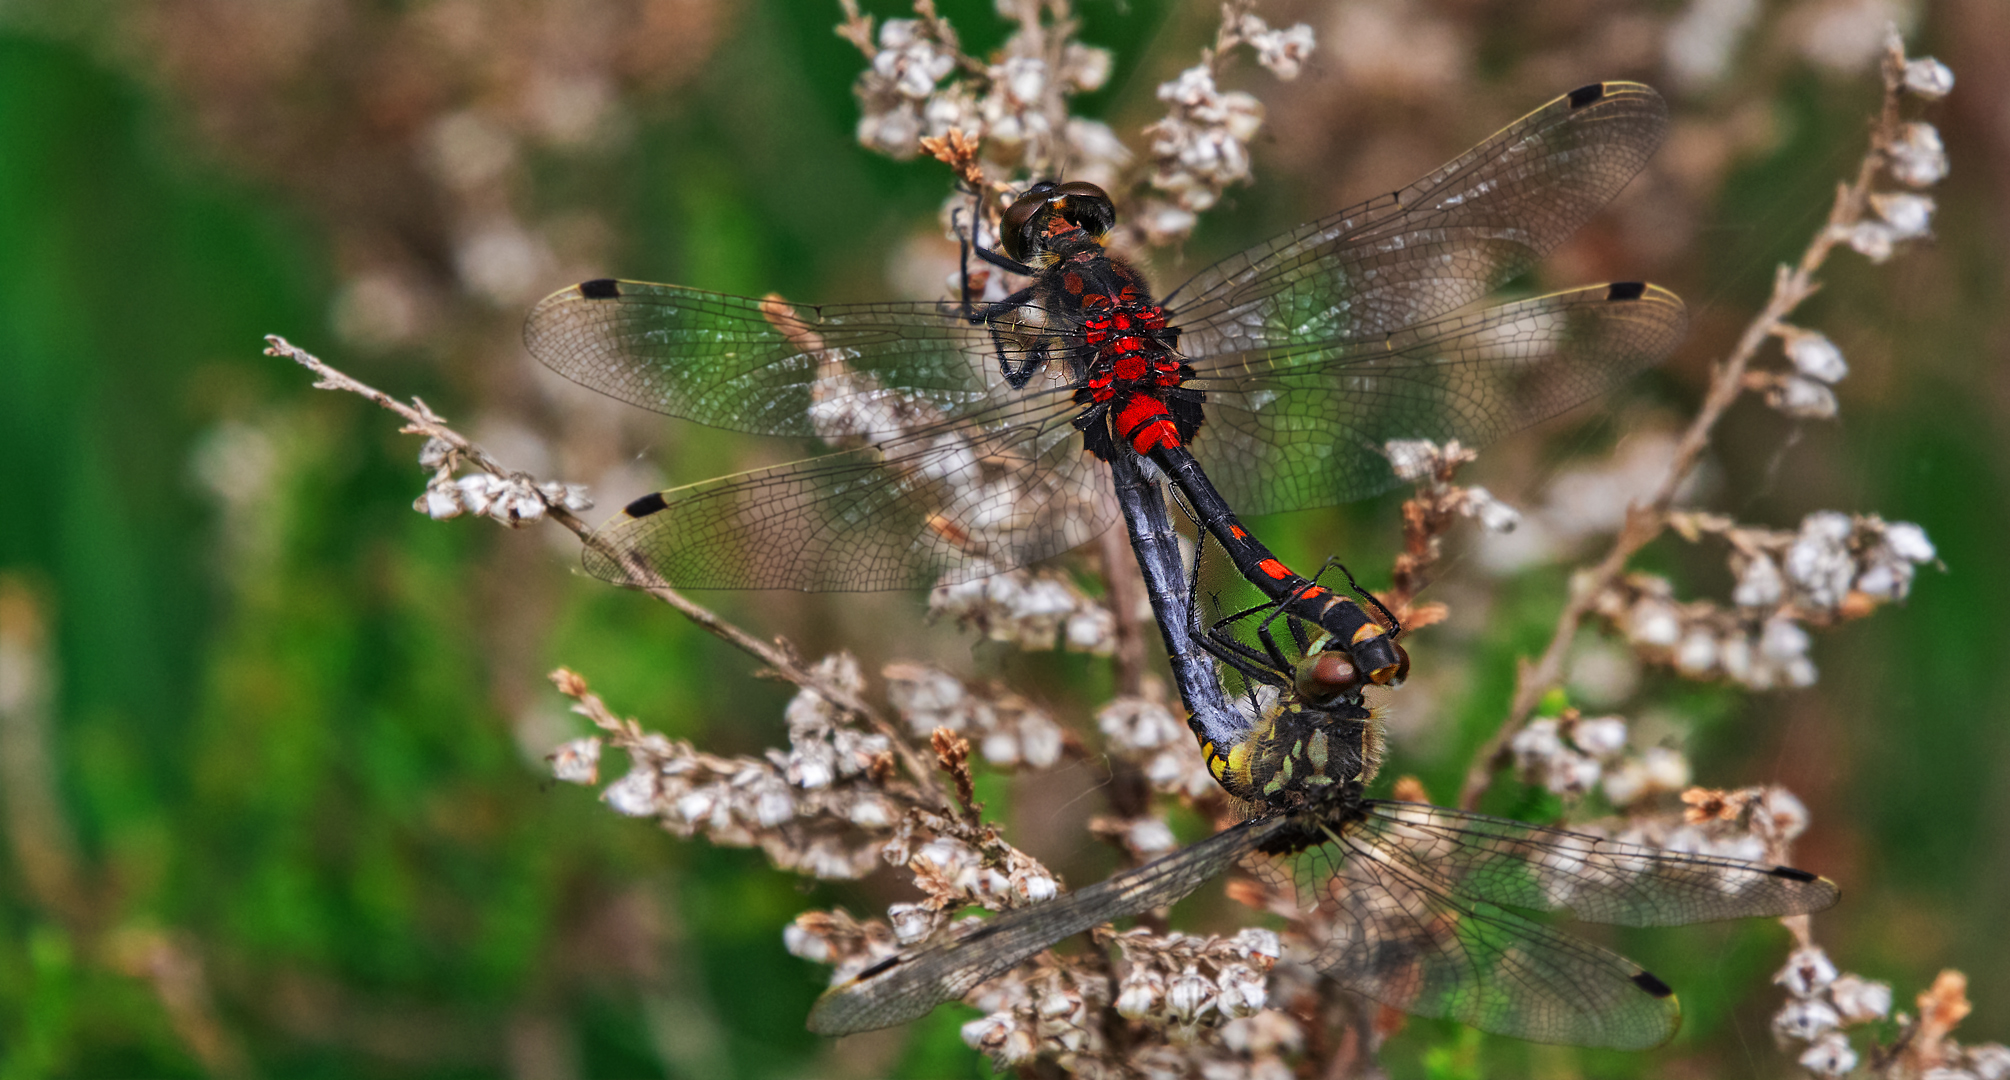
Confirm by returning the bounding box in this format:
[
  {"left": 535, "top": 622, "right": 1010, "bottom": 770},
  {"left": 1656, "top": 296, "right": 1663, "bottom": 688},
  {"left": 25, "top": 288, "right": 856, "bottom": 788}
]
[
  {"left": 1052, "top": 181, "right": 1116, "bottom": 240},
  {"left": 1000, "top": 181, "right": 1060, "bottom": 262},
  {"left": 1000, "top": 180, "right": 1113, "bottom": 262},
  {"left": 1294, "top": 649, "right": 1363, "bottom": 702}
]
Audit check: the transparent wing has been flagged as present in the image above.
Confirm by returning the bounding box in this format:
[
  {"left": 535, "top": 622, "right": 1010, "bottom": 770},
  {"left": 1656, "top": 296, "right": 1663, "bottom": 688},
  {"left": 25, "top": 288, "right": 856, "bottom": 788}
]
[
  {"left": 1185, "top": 283, "right": 1687, "bottom": 515},
  {"left": 1282, "top": 830, "right": 1684, "bottom": 1050},
  {"left": 524, "top": 281, "right": 1071, "bottom": 437},
  {"left": 1164, "top": 82, "right": 1669, "bottom": 357},
  {"left": 1354, "top": 801, "right": 1841, "bottom": 927},
  {"left": 585, "top": 401, "right": 1109, "bottom": 592},
  {"left": 806, "top": 815, "right": 1288, "bottom": 1035},
  {"left": 1253, "top": 799, "right": 1838, "bottom": 1049}
]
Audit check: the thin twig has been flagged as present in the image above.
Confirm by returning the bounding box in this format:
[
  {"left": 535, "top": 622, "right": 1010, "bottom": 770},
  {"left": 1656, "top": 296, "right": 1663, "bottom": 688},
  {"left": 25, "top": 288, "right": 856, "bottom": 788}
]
[
  {"left": 1456, "top": 48, "right": 1909, "bottom": 810},
  {"left": 264, "top": 334, "right": 950, "bottom": 806}
]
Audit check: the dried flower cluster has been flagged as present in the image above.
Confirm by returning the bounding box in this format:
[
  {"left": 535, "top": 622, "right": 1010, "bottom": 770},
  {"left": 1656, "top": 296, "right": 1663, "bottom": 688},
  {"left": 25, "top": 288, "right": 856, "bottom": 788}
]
[
  {"left": 883, "top": 662, "right": 1071, "bottom": 769},
  {"left": 1509, "top": 709, "right": 1693, "bottom": 806},
  {"left": 843, "top": 0, "right": 1312, "bottom": 268},
  {"left": 414, "top": 436, "right": 592, "bottom": 526},
  {"left": 1144, "top": 8, "right": 1313, "bottom": 224},
  {"left": 1746, "top": 41, "right": 1951, "bottom": 422},
  {"left": 1099, "top": 691, "right": 1222, "bottom": 802},
  {"left": 1775, "top": 960, "right": 2009, "bottom": 1080},
  {"left": 928, "top": 568, "right": 1121, "bottom": 654},
  {"left": 559, "top": 657, "right": 905, "bottom": 880},
  {"left": 1589, "top": 510, "right": 1937, "bottom": 689}
]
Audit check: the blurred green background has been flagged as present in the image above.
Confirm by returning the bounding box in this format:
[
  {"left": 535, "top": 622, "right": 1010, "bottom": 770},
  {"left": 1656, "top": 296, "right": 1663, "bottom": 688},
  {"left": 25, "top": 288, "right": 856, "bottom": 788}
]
[{"left": 1, "top": 1, "right": 2005, "bottom": 1077}]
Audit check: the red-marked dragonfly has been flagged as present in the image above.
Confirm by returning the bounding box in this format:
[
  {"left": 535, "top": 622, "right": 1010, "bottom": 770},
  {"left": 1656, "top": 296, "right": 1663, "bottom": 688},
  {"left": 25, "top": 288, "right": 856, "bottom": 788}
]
[
  {"left": 803, "top": 605, "right": 1839, "bottom": 1049},
  {"left": 524, "top": 82, "right": 1686, "bottom": 714}
]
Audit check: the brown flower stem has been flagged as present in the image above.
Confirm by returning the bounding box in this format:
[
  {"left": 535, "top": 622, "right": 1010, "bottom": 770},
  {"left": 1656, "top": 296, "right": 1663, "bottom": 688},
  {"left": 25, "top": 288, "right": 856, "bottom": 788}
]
[
  {"left": 265, "top": 335, "right": 949, "bottom": 806},
  {"left": 1456, "top": 48, "right": 1908, "bottom": 810}
]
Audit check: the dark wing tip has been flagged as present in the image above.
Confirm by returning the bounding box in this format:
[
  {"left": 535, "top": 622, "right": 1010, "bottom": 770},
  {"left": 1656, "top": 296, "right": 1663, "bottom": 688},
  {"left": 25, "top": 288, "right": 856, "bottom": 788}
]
[
  {"left": 1606, "top": 281, "right": 1648, "bottom": 301},
  {"left": 1568, "top": 82, "right": 1607, "bottom": 108},
  {"left": 1631, "top": 969, "right": 1675, "bottom": 999},
  {"left": 855, "top": 955, "right": 904, "bottom": 981},
  {"left": 622, "top": 492, "right": 670, "bottom": 518},
  {"left": 579, "top": 278, "right": 622, "bottom": 300},
  {"left": 1769, "top": 865, "right": 1819, "bottom": 883}
]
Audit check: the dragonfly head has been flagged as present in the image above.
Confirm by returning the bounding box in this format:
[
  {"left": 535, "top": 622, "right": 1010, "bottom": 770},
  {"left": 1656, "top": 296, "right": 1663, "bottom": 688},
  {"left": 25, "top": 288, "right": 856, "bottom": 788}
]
[{"left": 1000, "top": 180, "right": 1115, "bottom": 263}]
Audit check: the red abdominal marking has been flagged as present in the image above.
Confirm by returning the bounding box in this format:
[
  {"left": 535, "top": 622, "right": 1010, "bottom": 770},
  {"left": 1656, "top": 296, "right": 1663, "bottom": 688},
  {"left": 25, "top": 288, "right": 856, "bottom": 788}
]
[
  {"left": 1116, "top": 397, "right": 1182, "bottom": 453},
  {"left": 1257, "top": 558, "right": 1292, "bottom": 581}
]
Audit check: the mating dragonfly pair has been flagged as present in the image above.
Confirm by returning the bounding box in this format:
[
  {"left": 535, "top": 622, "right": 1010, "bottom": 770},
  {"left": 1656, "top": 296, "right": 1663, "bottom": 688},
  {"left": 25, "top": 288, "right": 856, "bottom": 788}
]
[{"left": 524, "top": 81, "right": 1837, "bottom": 1049}]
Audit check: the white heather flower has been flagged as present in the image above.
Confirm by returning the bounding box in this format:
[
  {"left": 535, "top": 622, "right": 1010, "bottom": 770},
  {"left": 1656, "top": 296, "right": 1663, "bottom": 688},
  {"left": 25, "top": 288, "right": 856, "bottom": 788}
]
[
  {"left": 1775, "top": 945, "right": 1839, "bottom": 996},
  {"left": 548, "top": 737, "right": 602, "bottom": 784},
  {"left": 1769, "top": 374, "right": 1839, "bottom": 419},
  {"left": 1800, "top": 1032, "right": 1859, "bottom": 1076},
  {"left": 1510, "top": 718, "right": 1564, "bottom": 767},
  {"left": 1139, "top": 201, "right": 1199, "bottom": 246},
  {"left": 1573, "top": 716, "right": 1629, "bottom": 759},
  {"left": 960, "top": 1011, "right": 1013, "bottom": 1052},
  {"left": 1220, "top": 1009, "right": 1301, "bottom": 1055},
  {"left": 1967, "top": 1044, "right": 2010, "bottom": 1080},
  {"left": 1774, "top": 998, "right": 1841, "bottom": 1040},
  {"left": 1889, "top": 122, "right": 1949, "bottom": 187},
  {"left": 1014, "top": 870, "right": 1058, "bottom": 903},
  {"left": 782, "top": 921, "right": 832, "bottom": 964},
  {"left": 1166, "top": 967, "right": 1215, "bottom": 1022},
  {"left": 1000, "top": 55, "right": 1047, "bottom": 105},
  {"left": 1463, "top": 486, "right": 1522, "bottom": 532},
  {"left": 672, "top": 788, "right": 717, "bottom": 827},
  {"left": 873, "top": 20, "right": 954, "bottom": 100},
  {"left": 1234, "top": 928, "right": 1281, "bottom": 961},
  {"left": 1017, "top": 714, "right": 1064, "bottom": 768},
  {"left": 1786, "top": 513, "right": 1856, "bottom": 607},
  {"left": 1248, "top": 21, "right": 1316, "bottom": 80},
  {"left": 1128, "top": 817, "right": 1178, "bottom": 857},
  {"left": 1546, "top": 752, "right": 1602, "bottom": 796},
  {"left": 456, "top": 472, "right": 502, "bottom": 515},
  {"left": 535, "top": 481, "right": 591, "bottom": 512},
  {"left": 1674, "top": 629, "right": 1720, "bottom": 676},
  {"left": 418, "top": 436, "right": 453, "bottom": 469},
  {"left": 1060, "top": 43, "right": 1113, "bottom": 91},
  {"left": 1666, "top": 0, "right": 1761, "bottom": 88},
  {"left": 1885, "top": 520, "right": 1937, "bottom": 562},
  {"left": 1785, "top": 331, "right": 1848, "bottom": 383},
  {"left": 418, "top": 478, "right": 465, "bottom": 519},
  {"left": 1064, "top": 607, "right": 1115, "bottom": 653},
  {"left": 1384, "top": 439, "right": 1440, "bottom": 482},
  {"left": 1626, "top": 597, "right": 1682, "bottom": 648},
  {"left": 1903, "top": 56, "right": 1956, "bottom": 99},
  {"left": 1215, "top": 964, "right": 1269, "bottom": 1017},
  {"left": 1601, "top": 758, "right": 1650, "bottom": 806},
  {"left": 1732, "top": 552, "right": 1785, "bottom": 607},
  {"left": 1872, "top": 192, "right": 1936, "bottom": 238},
  {"left": 847, "top": 794, "right": 893, "bottom": 829},
  {"left": 602, "top": 768, "right": 660, "bottom": 817},
  {"left": 494, "top": 478, "right": 547, "bottom": 525},
  {"left": 979, "top": 729, "right": 1021, "bottom": 766},
  {"left": 1757, "top": 786, "right": 1812, "bottom": 841},
  {"left": 1853, "top": 559, "right": 1906, "bottom": 600},
  {"left": 1843, "top": 220, "right": 1896, "bottom": 262},
  {"left": 1760, "top": 617, "right": 1812, "bottom": 663},
  {"left": 889, "top": 902, "right": 938, "bottom": 943},
  {"left": 1709, "top": 832, "right": 1767, "bottom": 863},
  {"left": 1718, "top": 633, "right": 1754, "bottom": 682},
  {"left": 1642, "top": 746, "right": 1692, "bottom": 793},
  {"left": 1116, "top": 971, "right": 1162, "bottom": 1019},
  {"left": 1099, "top": 696, "right": 1184, "bottom": 751}
]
